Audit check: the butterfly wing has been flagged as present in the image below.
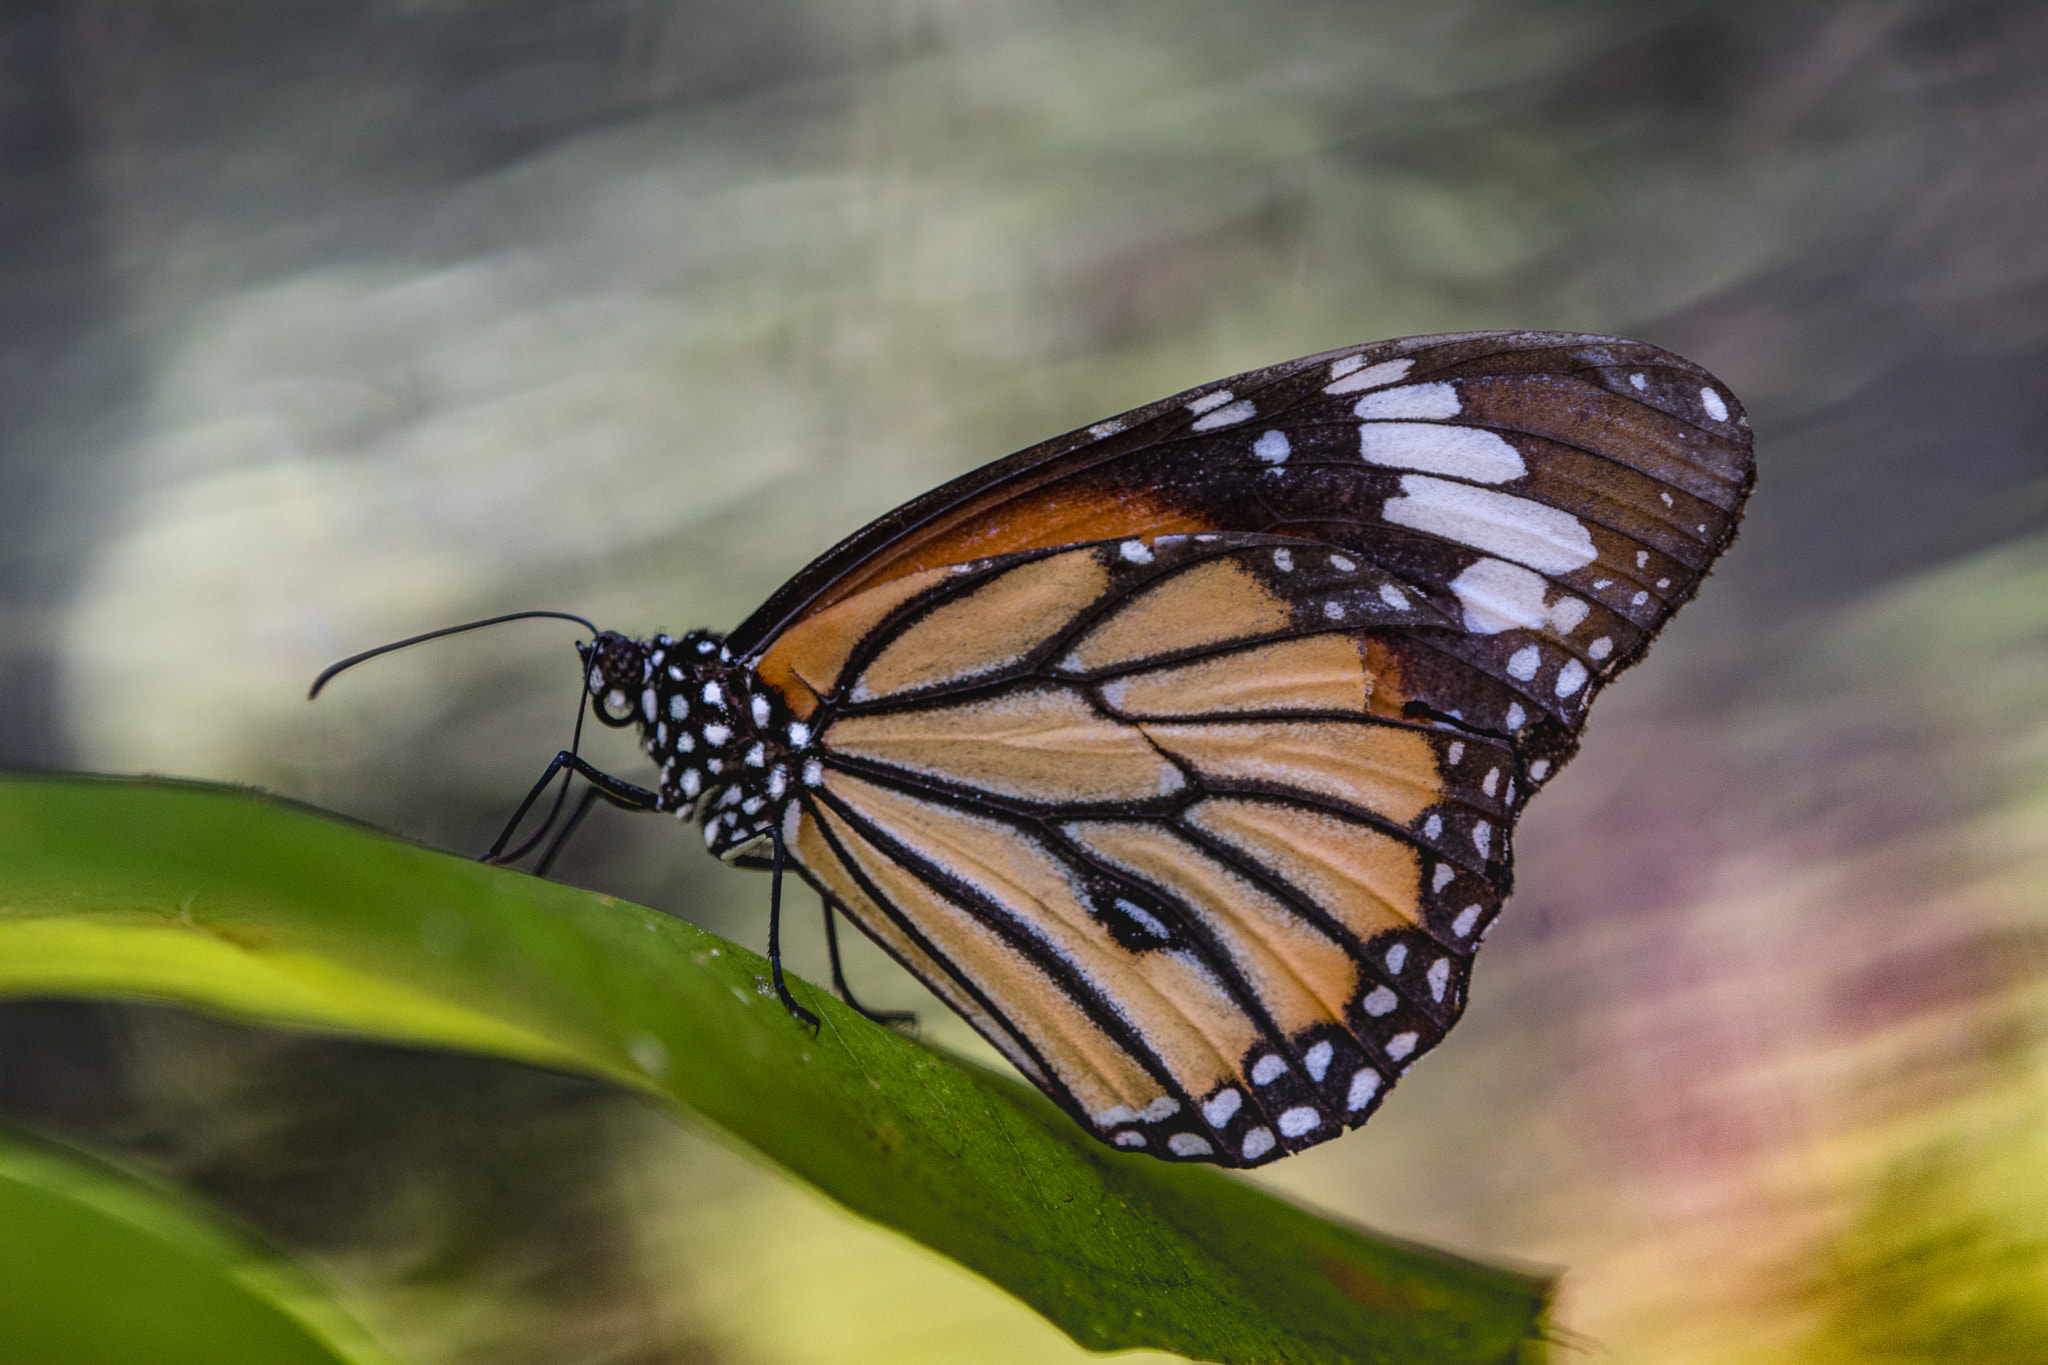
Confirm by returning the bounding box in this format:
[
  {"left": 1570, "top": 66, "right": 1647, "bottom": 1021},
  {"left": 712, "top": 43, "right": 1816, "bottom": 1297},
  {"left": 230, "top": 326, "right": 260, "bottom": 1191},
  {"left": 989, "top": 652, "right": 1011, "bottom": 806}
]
[{"left": 738, "top": 331, "right": 1754, "bottom": 1165}]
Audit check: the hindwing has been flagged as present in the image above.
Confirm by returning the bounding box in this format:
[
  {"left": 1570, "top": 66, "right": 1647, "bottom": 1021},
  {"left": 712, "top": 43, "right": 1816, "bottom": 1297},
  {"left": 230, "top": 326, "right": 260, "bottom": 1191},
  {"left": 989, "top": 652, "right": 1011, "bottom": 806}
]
[{"left": 771, "top": 534, "right": 1514, "bottom": 1164}]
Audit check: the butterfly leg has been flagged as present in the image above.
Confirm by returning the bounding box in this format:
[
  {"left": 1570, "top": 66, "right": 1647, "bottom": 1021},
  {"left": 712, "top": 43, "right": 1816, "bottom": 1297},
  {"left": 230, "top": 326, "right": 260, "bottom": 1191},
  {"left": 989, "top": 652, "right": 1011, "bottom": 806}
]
[
  {"left": 767, "top": 825, "right": 821, "bottom": 1035},
  {"left": 484, "top": 751, "right": 658, "bottom": 865},
  {"left": 822, "top": 901, "right": 917, "bottom": 1028}
]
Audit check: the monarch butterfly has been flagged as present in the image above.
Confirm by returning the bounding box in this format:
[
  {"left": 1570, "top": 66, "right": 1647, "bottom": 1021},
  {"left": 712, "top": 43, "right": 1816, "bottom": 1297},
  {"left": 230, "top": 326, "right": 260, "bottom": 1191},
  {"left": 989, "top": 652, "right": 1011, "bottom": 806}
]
[{"left": 318, "top": 331, "right": 1753, "bottom": 1167}]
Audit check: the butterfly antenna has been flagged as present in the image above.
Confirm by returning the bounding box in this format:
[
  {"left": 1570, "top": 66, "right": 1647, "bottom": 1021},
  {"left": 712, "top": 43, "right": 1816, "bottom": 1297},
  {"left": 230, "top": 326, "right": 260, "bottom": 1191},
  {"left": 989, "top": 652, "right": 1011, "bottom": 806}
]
[{"left": 308, "top": 610, "right": 601, "bottom": 700}]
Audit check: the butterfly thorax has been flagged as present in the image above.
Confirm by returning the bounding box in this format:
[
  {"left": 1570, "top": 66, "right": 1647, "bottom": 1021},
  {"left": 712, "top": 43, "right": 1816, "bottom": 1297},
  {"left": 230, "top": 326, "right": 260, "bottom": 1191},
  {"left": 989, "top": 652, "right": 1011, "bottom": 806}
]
[{"left": 582, "top": 628, "right": 812, "bottom": 860}]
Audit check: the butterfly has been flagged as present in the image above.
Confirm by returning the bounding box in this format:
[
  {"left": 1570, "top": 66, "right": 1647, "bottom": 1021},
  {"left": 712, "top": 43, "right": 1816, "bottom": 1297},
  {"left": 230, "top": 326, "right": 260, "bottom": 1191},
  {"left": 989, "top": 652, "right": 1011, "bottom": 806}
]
[{"left": 321, "top": 330, "right": 1753, "bottom": 1167}]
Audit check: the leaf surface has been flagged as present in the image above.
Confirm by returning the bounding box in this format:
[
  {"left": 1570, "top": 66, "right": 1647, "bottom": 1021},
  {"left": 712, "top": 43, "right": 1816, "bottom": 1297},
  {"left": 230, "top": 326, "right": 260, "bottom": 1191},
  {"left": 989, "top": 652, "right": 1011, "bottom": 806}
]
[
  {"left": 0, "top": 775, "right": 1550, "bottom": 1364},
  {"left": 0, "top": 1124, "right": 402, "bottom": 1365}
]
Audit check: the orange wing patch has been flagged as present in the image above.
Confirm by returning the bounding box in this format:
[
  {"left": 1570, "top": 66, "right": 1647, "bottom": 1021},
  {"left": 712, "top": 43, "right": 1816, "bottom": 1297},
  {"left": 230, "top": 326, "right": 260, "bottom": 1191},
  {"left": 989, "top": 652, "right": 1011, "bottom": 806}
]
[
  {"left": 1060, "top": 557, "right": 1294, "bottom": 673},
  {"left": 1184, "top": 798, "right": 1423, "bottom": 945},
  {"left": 852, "top": 548, "right": 1111, "bottom": 701},
  {"left": 818, "top": 484, "right": 1220, "bottom": 617},
  {"left": 824, "top": 770, "right": 1264, "bottom": 1102},
  {"left": 807, "top": 800, "right": 1172, "bottom": 1124},
  {"left": 1142, "top": 720, "right": 1441, "bottom": 825},
  {"left": 823, "top": 686, "right": 1183, "bottom": 805},
  {"left": 792, "top": 805, "right": 1044, "bottom": 1082},
  {"left": 1099, "top": 635, "right": 1372, "bottom": 719},
  {"left": 755, "top": 565, "right": 952, "bottom": 719}
]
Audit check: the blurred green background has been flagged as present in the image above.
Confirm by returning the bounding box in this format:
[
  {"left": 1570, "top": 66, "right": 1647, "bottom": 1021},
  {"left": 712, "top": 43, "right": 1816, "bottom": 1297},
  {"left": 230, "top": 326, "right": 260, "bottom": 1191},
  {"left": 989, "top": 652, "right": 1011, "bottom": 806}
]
[{"left": 3, "top": 1, "right": 2047, "bottom": 1361}]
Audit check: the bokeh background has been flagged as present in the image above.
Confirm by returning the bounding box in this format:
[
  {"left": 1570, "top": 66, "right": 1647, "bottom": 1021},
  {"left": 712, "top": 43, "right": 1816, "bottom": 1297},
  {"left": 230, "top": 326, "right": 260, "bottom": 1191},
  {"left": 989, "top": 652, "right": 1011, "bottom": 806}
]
[{"left": 4, "top": 1, "right": 2048, "bottom": 1361}]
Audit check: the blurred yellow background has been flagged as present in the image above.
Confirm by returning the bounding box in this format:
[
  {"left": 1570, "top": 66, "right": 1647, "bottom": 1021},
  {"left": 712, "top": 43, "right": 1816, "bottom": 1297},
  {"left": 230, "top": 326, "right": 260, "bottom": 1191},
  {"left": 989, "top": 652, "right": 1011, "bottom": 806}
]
[{"left": 4, "top": 2, "right": 2047, "bottom": 1361}]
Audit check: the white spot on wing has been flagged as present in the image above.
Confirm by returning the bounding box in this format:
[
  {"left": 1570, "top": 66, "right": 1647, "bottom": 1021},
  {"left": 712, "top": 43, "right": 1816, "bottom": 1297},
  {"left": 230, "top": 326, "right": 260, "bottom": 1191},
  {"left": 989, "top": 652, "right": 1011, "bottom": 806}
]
[
  {"left": 1630, "top": 372, "right": 1647, "bottom": 391},
  {"left": 1363, "top": 987, "right": 1398, "bottom": 1016},
  {"left": 1088, "top": 419, "right": 1124, "bottom": 438},
  {"left": 1168, "top": 1133, "right": 1213, "bottom": 1157},
  {"left": 1272, "top": 548, "right": 1293, "bottom": 572},
  {"left": 1378, "top": 583, "right": 1409, "bottom": 609},
  {"left": 1251, "top": 1054, "right": 1288, "bottom": 1085},
  {"left": 1549, "top": 596, "right": 1590, "bottom": 633},
  {"left": 1347, "top": 1068, "right": 1382, "bottom": 1110},
  {"left": 1304, "top": 1041, "right": 1333, "bottom": 1081},
  {"left": 1482, "top": 768, "right": 1499, "bottom": 797},
  {"left": 1473, "top": 822, "right": 1492, "bottom": 857},
  {"left": 1383, "top": 475, "right": 1597, "bottom": 573},
  {"left": 1701, "top": 386, "right": 1729, "bottom": 421},
  {"left": 1139, "top": 1097, "right": 1180, "bottom": 1123},
  {"left": 1386, "top": 943, "right": 1408, "bottom": 974},
  {"left": 1359, "top": 424, "right": 1525, "bottom": 483},
  {"left": 1188, "top": 389, "right": 1235, "bottom": 415},
  {"left": 1252, "top": 430, "right": 1291, "bottom": 464},
  {"left": 1427, "top": 958, "right": 1451, "bottom": 1001},
  {"left": 1323, "top": 601, "right": 1345, "bottom": 620},
  {"left": 1279, "top": 1107, "right": 1321, "bottom": 1137},
  {"left": 1352, "top": 381, "right": 1461, "bottom": 421},
  {"left": 1203, "top": 1088, "right": 1242, "bottom": 1127},
  {"left": 1386, "top": 1033, "right": 1419, "bottom": 1061},
  {"left": 1240, "top": 1128, "right": 1275, "bottom": 1159},
  {"left": 1432, "top": 863, "right": 1454, "bottom": 893},
  {"left": 1094, "top": 1105, "right": 1138, "bottom": 1128},
  {"left": 1423, "top": 813, "right": 1443, "bottom": 839},
  {"left": 1452, "top": 905, "right": 1482, "bottom": 937},
  {"left": 1329, "top": 355, "right": 1365, "bottom": 379},
  {"left": 1324, "top": 357, "right": 1413, "bottom": 394},
  {"left": 1192, "top": 399, "right": 1257, "bottom": 431},
  {"left": 1506, "top": 645, "right": 1540, "bottom": 681},
  {"left": 1120, "top": 539, "right": 1153, "bottom": 564},
  {"left": 1528, "top": 759, "right": 1550, "bottom": 781},
  {"left": 1115, "top": 1131, "right": 1146, "bottom": 1147},
  {"left": 669, "top": 694, "right": 689, "bottom": 720},
  {"left": 1589, "top": 637, "right": 1613, "bottom": 660},
  {"left": 1116, "top": 898, "right": 1171, "bottom": 940},
  {"left": 1556, "top": 659, "right": 1589, "bottom": 697},
  {"left": 1505, "top": 702, "right": 1526, "bottom": 730},
  {"left": 1447, "top": 741, "right": 1464, "bottom": 766},
  {"left": 1446, "top": 558, "right": 1548, "bottom": 635}
]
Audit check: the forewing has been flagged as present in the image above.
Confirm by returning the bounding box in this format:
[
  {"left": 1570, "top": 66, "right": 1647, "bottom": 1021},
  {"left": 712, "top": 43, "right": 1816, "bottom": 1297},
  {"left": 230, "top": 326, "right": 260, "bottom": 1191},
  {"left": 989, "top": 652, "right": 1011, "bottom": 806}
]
[{"left": 731, "top": 329, "right": 1754, "bottom": 775}]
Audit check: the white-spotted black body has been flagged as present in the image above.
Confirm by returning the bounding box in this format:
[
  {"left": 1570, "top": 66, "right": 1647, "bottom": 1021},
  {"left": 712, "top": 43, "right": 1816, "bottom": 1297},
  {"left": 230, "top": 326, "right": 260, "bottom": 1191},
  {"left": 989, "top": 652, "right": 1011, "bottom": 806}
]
[{"left": 581, "top": 628, "right": 810, "bottom": 861}]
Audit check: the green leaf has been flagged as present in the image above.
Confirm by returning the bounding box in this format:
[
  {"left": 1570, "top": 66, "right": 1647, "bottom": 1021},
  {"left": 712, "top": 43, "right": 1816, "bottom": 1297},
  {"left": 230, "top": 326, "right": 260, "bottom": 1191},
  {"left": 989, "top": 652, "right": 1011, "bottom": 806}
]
[
  {"left": 0, "top": 774, "right": 1550, "bottom": 1364},
  {"left": 0, "top": 1123, "right": 403, "bottom": 1365}
]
